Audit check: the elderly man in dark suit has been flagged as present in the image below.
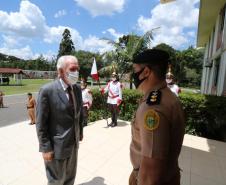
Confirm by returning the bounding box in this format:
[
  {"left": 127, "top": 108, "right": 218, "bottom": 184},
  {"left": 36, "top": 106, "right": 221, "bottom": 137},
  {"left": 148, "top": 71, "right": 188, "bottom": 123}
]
[{"left": 36, "top": 55, "right": 83, "bottom": 185}]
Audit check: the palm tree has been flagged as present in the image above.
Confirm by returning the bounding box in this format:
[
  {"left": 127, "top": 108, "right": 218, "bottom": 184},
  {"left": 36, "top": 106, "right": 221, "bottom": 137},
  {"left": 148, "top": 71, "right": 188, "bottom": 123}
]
[{"left": 101, "top": 30, "right": 156, "bottom": 88}]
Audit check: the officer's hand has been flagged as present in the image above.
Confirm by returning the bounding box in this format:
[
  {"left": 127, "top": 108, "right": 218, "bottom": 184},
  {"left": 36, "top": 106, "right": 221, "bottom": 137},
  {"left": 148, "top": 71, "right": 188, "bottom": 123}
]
[{"left": 42, "top": 151, "right": 54, "bottom": 162}]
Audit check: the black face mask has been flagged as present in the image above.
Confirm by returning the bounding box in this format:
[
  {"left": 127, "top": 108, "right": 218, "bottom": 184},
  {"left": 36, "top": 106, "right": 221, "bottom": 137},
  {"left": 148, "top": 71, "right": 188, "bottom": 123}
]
[{"left": 132, "top": 67, "right": 146, "bottom": 89}]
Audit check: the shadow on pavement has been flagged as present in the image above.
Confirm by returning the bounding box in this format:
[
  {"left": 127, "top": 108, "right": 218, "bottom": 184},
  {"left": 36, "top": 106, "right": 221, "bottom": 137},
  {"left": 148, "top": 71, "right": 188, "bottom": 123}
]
[
  {"left": 78, "top": 177, "right": 107, "bottom": 185},
  {"left": 117, "top": 121, "right": 130, "bottom": 127},
  {"left": 102, "top": 120, "right": 129, "bottom": 128}
]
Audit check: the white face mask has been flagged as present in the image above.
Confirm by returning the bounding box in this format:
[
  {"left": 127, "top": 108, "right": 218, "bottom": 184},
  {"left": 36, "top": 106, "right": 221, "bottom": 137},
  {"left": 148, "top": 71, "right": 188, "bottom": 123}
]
[
  {"left": 67, "top": 71, "right": 79, "bottom": 85},
  {"left": 166, "top": 79, "right": 172, "bottom": 84}
]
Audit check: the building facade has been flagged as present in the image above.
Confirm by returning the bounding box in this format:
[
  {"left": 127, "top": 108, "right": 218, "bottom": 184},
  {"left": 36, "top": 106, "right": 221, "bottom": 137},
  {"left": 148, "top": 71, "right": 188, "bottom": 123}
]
[
  {"left": 198, "top": 0, "right": 226, "bottom": 96},
  {"left": 23, "top": 70, "right": 57, "bottom": 79}
]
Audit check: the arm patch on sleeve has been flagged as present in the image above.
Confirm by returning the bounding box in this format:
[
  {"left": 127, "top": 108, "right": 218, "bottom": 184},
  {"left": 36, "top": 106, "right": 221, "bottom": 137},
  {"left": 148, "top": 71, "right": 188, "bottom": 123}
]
[{"left": 144, "top": 109, "right": 160, "bottom": 131}]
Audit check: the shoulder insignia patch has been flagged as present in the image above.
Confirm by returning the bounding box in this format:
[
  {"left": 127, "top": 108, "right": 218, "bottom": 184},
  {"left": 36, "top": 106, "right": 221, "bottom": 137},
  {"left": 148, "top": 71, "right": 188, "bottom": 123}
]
[
  {"left": 144, "top": 109, "right": 160, "bottom": 131},
  {"left": 146, "top": 90, "right": 161, "bottom": 106}
]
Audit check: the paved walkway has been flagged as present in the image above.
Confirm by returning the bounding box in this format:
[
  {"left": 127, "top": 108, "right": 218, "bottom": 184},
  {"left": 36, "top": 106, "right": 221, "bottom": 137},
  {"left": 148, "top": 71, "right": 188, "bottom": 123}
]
[
  {"left": 0, "top": 93, "right": 34, "bottom": 127},
  {"left": 0, "top": 119, "right": 225, "bottom": 185}
]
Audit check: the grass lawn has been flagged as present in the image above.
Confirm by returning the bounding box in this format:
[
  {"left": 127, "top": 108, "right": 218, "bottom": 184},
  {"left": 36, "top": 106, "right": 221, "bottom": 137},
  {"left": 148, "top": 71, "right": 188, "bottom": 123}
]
[{"left": 0, "top": 79, "right": 53, "bottom": 95}]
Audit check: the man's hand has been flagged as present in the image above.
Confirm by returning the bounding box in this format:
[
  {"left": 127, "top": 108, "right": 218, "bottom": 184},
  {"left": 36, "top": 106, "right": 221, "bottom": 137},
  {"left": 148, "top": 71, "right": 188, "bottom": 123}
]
[
  {"left": 87, "top": 103, "right": 92, "bottom": 110},
  {"left": 117, "top": 99, "right": 122, "bottom": 106},
  {"left": 42, "top": 151, "right": 54, "bottom": 162}
]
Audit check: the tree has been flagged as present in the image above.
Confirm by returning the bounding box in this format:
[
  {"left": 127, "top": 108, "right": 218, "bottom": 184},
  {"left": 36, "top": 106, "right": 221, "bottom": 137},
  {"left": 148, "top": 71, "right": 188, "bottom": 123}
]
[
  {"left": 57, "top": 29, "right": 75, "bottom": 58},
  {"left": 102, "top": 31, "right": 153, "bottom": 88},
  {"left": 73, "top": 50, "right": 103, "bottom": 80},
  {"left": 153, "top": 44, "right": 204, "bottom": 88},
  {"left": 99, "top": 51, "right": 118, "bottom": 78},
  {"left": 180, "top": 47, "right": 204, "bottom": 87},
  {"left": 0, "top": 52, "right": 56, "bottom": 71},
  {"left": 154, "top": 43, "right": 186, "bottom": 84}
]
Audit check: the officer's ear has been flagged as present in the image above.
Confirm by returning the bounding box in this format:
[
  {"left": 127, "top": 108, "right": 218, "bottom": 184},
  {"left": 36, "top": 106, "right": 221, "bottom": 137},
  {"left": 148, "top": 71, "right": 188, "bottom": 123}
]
[{"left": 143, "top": 66, "right": 151, "bottom": 78}]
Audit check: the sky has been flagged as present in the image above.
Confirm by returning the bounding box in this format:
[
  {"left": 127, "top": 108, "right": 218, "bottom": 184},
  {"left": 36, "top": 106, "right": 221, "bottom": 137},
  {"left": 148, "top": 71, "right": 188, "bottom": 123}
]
[{"left": 0, "top": 0, "right": 200, "bottom": 60}]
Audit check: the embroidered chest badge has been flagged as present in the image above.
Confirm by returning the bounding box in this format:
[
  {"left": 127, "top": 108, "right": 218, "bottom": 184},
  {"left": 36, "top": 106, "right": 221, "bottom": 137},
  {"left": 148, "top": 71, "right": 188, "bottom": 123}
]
[
  {"left": 146, "top": 90, "right": 161, "bottom": 105},
  {"left": 144, "top": 109, "right": 160, "bottom": 131}
]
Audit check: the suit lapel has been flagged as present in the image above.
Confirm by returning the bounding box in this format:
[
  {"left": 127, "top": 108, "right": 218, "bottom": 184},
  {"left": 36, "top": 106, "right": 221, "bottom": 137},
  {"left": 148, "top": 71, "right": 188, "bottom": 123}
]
[{"left": 56, "top": 80, "right": 80, "bottom": 117}]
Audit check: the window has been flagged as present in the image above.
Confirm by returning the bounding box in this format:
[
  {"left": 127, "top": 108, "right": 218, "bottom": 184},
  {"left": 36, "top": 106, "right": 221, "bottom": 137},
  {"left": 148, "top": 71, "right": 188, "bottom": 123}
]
[
  {"left": 214, "top": 57, "right": 221, "bottom": 87},
  {"left": 216, "top": 4, "right": 226, "bottom": 50}
]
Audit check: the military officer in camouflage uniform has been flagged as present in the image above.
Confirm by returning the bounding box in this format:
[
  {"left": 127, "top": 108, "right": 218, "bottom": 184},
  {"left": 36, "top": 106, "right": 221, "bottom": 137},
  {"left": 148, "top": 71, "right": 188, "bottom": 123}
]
[{"left": 129, "top": 49, "right": 185, "bottom": 185}]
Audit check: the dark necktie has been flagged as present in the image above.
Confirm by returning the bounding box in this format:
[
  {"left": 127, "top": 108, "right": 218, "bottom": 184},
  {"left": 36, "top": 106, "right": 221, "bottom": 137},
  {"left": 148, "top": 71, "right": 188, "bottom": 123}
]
[{"left": 67, "top": 86, "right": 74, "bottom": 112}]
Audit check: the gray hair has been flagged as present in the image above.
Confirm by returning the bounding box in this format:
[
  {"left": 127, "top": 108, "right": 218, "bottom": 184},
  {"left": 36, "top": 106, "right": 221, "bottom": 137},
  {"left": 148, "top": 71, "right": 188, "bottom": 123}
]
[{"left": 57, "top": 55, "right": 78, "bottom": 69}]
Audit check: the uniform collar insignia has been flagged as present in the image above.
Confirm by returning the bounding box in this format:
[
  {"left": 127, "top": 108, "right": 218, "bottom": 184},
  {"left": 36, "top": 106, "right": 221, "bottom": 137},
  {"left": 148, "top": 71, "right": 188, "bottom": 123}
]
[{"left": 146, "top": 90, "right": 161, "bottom": 106}]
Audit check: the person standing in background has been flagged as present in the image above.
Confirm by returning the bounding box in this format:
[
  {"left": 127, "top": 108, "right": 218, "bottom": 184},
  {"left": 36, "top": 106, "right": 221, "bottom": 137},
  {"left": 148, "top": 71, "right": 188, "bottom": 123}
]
[
  {"left": 0, "top": 90, "right": 4, "bottom": 108},
  {"left": 27, "top": 92, "right": 36, "bottom": 125},
  {"left": 81, "top": 79, "right": 93, "bottom": 127},
  {"left": 166, "top": 66, "right": 181, "bottom": 96},
  {"left": 101, "top": 72, "right": 122, "bottom": 127}
]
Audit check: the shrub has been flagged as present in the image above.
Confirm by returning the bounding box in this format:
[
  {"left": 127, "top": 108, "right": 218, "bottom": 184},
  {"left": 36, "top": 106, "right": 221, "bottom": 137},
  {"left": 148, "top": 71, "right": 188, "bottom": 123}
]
[
  {"left": 89, "top": 88, "right": 141, "bottom": 121},
  {"left": 88, "top": 88, "right": 226, "bottom": 141},
  {"left": 179, "top": 93, "right": 226, "bottom": 141}
]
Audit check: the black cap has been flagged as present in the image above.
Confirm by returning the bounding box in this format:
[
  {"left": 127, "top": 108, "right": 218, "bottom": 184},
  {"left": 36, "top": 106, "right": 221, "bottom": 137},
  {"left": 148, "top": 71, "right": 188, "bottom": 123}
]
[
  {"left": 133, "top": 49, "right": 170, "bottom": 65},
  {"left": 27, "top": 92, "right": 32, "bottom": 96}
]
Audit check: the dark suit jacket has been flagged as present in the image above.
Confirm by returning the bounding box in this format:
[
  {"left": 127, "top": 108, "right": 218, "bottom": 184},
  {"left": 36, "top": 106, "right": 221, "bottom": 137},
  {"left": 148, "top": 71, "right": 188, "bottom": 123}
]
[{"left": 36, "top": 79, "right": 83, "bottom": 159}]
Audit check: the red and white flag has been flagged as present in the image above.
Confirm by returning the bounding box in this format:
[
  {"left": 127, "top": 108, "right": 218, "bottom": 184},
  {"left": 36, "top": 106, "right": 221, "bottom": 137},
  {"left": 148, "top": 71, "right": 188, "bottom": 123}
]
[{"left": 91, "top": 57, "right": 99, "bottom": 81}]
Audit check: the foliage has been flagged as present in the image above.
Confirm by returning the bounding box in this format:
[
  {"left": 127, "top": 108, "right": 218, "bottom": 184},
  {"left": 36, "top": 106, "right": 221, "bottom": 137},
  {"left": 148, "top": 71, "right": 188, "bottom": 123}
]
[
  {"left": 179, "top": 93, "right": 226, "bottom": 141},
  {"left": 118, "top": 89, "right": 141, "bottom": 120},
  {"left": 88, "top": 88, "right": 141, "bottom": 122},
  {"left": 88, "top": 110, "right": 105, "bottom": 123},
  {"left": 57, "top": 28, "right": 75, "bottom": 58},
  {"left": 99, "top": 51, "right": 118, "bottom": 77},
  {"left": 154, "top": 44, "right": 204, "bottom": 88},
  {"left": 0, "top": 54, "right": 56, "bottom": 71},
  {"left": 102, "top": 32, "right": 153, "bottom": 88},
  {"left": 87, "top": 88, "right": 110, "bottom": 122},
  {"left": 179, "top": 47, "right": 204, "bottom": 87},
  {"left": 154, "top": 43, "right": 184, "bottom": 82},
  {"left": 72, "top": 50, "right": 103, "bottom": 79},
  {"left": 89, "top": 89, "right": 226, "bottom": 142}
]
